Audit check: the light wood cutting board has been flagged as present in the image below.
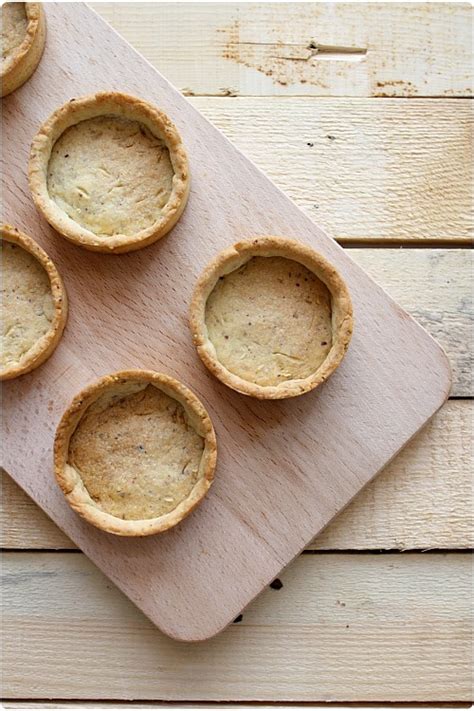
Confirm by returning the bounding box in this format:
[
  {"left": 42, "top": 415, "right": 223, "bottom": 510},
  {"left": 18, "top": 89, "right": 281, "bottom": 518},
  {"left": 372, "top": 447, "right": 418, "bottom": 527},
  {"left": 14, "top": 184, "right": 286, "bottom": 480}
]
[{"left": 1, "top": 3, "right": 451, "bottom": 641}]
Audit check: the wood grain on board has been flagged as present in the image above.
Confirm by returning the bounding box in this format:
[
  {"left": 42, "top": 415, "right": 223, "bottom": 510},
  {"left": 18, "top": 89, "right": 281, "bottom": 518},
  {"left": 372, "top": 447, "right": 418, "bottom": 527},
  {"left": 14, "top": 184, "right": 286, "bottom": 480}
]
[
  {"left": 91, "top": 2, "right": 474, "bottom": 98},
  {"left": 3, "top": 552, "right": 472, "bottom": 702},
  {"left": 3, "top": 243, "right": 473, "bottom": 554},
  {"left": 3, "top": 246, "right": 472, "bottom": 551},
  {"left": 191, "top": 98, "right": 473, "bottom": 243},
  {"left": 2, "top": 400, "right": 472, "bottom": 551},
  {"left": 0, "top": 3, "right": 452, "bottom": 641}
]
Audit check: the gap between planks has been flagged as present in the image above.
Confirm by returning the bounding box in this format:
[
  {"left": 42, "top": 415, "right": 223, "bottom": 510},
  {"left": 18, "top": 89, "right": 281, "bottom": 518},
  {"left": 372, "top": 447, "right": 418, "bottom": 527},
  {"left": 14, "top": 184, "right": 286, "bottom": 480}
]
[
  {"left": 341, "top": 240, "right": 474, "bottom": 248},
  {"left": 3, "top": 698, "right": 472, "bottom": 711},
  {"left": 2, "top": 552, "right": 472, "bottom": 702},
  {"left": 1, "top": 247, "right": 471, "bottom": 551},
  {"left": 2, "top": 399, "right": 472, "bottom": 552},
  {"left": 188, "top": 97, "right": 473, "bottom": 244},
  {"left": 90, "top": 3, "right": 473, "bottom": 98}
]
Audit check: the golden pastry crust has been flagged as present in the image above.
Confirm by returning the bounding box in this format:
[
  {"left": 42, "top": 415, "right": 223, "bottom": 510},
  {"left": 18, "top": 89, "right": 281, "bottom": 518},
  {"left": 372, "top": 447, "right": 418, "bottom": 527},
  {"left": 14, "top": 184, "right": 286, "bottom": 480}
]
[
  {"left": 29, "top": 92, "right": 190, "bottom": 253},
  {"left": 1, "top": 3, "right": 46, "bottom": 97},
  {"left": 54, "top": 371, "right": 217, "bottom": 536},
  {"left": 1, "top": 224, "right": 68, "bottom": 380},
  {"left": 190, "top": 236, "right": 353, "bottom": 399}
]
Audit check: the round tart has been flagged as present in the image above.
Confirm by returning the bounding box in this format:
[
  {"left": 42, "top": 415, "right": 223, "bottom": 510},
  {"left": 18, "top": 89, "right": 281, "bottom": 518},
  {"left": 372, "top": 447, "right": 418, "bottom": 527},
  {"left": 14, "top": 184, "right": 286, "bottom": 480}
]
[
  {"left": 29, "top": 92, "right": 190, "bottom": 253},
  {"left": 1, "top": 3, "right": 46, "bottom": 97},
  {"left": 1, "top": 224, "right": 68, "bottom": 380},
  {"left": 190, "top": 236, "right": 353, "bottom": 399},
  {"left": 54, "top": 371, "right": 217, "bottom": 536}
]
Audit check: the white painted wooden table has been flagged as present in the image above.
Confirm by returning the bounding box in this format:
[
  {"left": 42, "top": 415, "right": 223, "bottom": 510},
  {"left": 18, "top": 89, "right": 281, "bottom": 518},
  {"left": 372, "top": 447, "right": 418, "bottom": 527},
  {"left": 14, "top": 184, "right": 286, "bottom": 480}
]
[{"left": 2, "top": 2, "right": 473, "bottom": 706}]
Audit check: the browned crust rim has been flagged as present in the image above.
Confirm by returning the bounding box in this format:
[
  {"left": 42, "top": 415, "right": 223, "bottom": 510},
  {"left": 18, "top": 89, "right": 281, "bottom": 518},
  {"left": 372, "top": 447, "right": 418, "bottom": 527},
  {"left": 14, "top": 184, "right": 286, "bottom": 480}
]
[
  {"left": 189, "top": 236, "right": 353, "bottom": 399},
  {"left": 54, "top": 370, "right": 217, "bottom": 536},
  {"left": 28, "top": 92, "right": 190, "bottom": 254},
  {"left": 1, "top": 3, "right": 46, "bottom": 97},
  {"left": 0, "top": 223, "right": 68, "bottom": 380}
]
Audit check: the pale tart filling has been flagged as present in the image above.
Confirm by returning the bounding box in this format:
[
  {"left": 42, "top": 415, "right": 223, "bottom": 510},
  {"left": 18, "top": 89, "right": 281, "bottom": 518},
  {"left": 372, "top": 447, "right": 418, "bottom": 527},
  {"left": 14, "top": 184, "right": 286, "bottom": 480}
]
[
  {"left": 47, "top": 115, "right": 174, "bottom": 239},
  {"left": 1, "top": 3, "right": 28, "bottom": 67},
  {"left": 1, "top": 240, "right": 54, "bottom": 370},
  {"left": 205, "top": 256, "right": 333, "bottom": 387},
  {"left": 69, "top": 384, "right": 205, "bottom": 520}
]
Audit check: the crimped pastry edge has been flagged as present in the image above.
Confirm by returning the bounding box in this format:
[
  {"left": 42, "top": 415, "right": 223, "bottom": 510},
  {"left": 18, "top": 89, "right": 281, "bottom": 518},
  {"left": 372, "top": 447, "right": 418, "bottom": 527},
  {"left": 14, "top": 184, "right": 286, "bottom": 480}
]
[
  {"left": 28, "top": 92, "right": 190, "bottom": 253},
  {"left": 1, "top": 223, "right": 68, "bottom": 380},
  {"left": 54, "top": 370, "right": 217, "bottom": 536},
  {"left": 190, "top": 236, "right": 353, "bottom": 399}
]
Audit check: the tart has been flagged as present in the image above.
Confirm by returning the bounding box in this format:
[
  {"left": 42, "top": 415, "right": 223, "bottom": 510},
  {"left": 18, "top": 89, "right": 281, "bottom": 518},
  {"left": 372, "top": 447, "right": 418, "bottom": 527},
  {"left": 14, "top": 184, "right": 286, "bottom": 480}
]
[
  {"left": 1, "top": 3, "right": 46, "bottom": 97},
  {"left": 29, "top": 92, "right": 190, "bottom": 253},
  {"left": 190, "top": 236, "right": 353, "bottom": 399},
  {"left": 1, "top": 224, "right": 68, "bottom": 380},
  {"left": 54, "top": 371, "right": 217, "bottom": 536}
]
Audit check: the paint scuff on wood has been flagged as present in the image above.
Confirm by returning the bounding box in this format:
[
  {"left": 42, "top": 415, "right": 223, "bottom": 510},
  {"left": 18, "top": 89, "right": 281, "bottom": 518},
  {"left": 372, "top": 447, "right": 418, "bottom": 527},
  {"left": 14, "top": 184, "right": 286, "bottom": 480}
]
[{"left": 221, "top": 20, "right": 367, "bottom": 87}]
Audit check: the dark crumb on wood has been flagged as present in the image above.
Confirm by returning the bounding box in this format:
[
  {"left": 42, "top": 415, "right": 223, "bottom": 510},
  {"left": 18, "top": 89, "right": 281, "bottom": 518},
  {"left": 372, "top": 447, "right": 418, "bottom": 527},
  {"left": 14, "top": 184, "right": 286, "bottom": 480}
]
[
  {"left": 307, "top": 142, "right": 314, "bottom": 147},
  {"left": 327, "top": 135, "right": 336, "bottom": 141},
  {"left": 233, "top": 614, "right": 243, "bottom": 623},
  {"left": 270, "top": 578, "right": 283, "bottom": 590},
  {"left": 321, "top": 341, "right": 327, "bottom": 346},
  {"left": 64, "top": 154, "right": 69, "bottom": 158}
]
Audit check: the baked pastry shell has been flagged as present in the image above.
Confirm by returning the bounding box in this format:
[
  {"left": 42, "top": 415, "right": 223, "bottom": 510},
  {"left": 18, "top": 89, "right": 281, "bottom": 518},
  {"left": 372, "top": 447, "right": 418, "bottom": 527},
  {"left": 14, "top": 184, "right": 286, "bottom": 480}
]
[
  {"left": 1, "top": 223, "right": 68, "bottom": 380},
  {"left": 54, "top": 370, "right": 217, "bottom": 537},
  {"left": 190, "top": 236, "right": 353, "bottom": 399},
  {"left": 1, "top": 2, "right": 46, "bottom": 97},
  {"left": 28, "top": 92, "right": 190, "bottom": 253}
]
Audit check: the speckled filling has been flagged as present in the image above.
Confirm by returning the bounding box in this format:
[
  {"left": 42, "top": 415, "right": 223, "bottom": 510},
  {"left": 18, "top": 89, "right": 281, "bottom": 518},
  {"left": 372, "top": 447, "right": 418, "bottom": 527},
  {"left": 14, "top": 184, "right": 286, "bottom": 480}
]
[
  {"left": 1, "top": 3, "right": 28, "bottom": 67},
  {"left": 47, "top": 115, "right": 174, "bottom": 238},
  {"left": 205, "top": 256, "right": 333, "bottom": 387},
  {"left": 69, "top": 384, "right": 205, "bottom": 520},
  {"left": 1, "top": 240, "right": 54, "bottom": 370}
]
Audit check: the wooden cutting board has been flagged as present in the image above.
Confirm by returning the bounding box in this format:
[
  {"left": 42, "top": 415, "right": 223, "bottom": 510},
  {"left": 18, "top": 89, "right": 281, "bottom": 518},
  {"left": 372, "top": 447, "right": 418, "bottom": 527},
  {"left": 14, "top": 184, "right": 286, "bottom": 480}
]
[{"left": 1, "top": 3, "right": 451, "bottom": 641}]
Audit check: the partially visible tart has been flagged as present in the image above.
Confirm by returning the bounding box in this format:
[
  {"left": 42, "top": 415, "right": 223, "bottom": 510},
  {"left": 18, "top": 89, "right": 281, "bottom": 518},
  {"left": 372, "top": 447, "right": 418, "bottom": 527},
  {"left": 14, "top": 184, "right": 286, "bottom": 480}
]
[
  {"left": 1, "top": 224, "right": 67, "bottom": 380},
  {"left": 29, "top": 92, "right": 190, "bottom": 253},
  {"left": 1, "top": 3, "right": 46, "bottom": 97},
  {"left": 54, "top": 371, "right": 217, "bottom": 536},
  {"left": 190, "top": 236, "right": 353, "bottom": 399}
]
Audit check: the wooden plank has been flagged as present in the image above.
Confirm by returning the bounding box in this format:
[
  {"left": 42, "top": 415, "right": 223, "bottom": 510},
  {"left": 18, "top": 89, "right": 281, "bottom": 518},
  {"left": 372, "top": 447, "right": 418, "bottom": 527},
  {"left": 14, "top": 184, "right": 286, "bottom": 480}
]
[
  {"left": 314, "top": 399, "right": 473, "bottom": 550},
  {"left": 0, "top": 704, "right": 300, "bottom": 710},
  {"left": 0, "top": 705, "right": 286, "bottom": 710},
  {"left": 12, "top": 708, "right": 469, "bottom": 711},
  {"left": 350, "top": 250, "right": 473, "bottom": 397},
  {"left": 91, "top": 3, "right": 473, "bottom": 98},
  {"left": 189, "top": 97, "right": 473, "bottom": 243},
  {"left": 2, "top": 552, "right": 472, "bottom": 702},
  {"left": 0, "top": 705, "right": 289, "bottom": 710},
  {"left": 2, "top": 4, "right": 452, "bottom": 642},
  {"left": 2, "top": 248, "right": 472, "bottom": 551},
  {"left": 2, "top": 401, "right": 472, "bottom": 551}
]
